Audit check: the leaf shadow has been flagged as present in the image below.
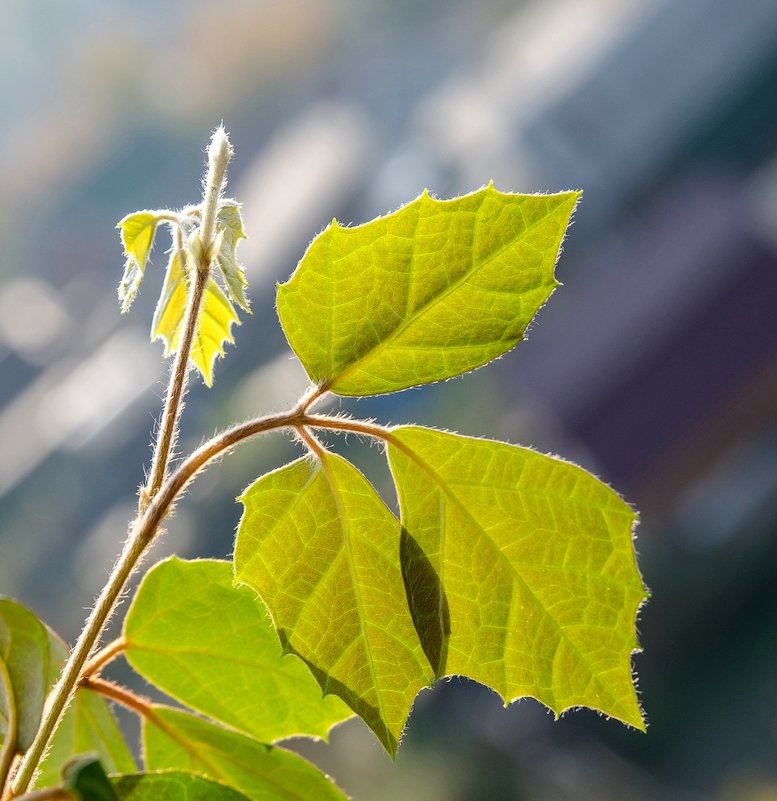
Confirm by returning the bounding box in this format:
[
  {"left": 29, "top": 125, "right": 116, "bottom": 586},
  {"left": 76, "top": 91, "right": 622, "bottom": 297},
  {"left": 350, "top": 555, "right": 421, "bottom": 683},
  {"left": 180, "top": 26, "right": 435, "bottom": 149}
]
[{"left": 400, "top": 527, "right": 450, "bottom": 678}]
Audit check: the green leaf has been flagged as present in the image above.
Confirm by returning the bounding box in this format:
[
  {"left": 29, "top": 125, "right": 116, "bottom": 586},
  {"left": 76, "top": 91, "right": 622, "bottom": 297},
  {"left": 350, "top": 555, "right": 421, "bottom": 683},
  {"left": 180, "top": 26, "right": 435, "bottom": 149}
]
[
  {"left": 144, "top": 706, "right": 347, "bottom": 801},
  {"left": 34, "top": 632, "right": 136, "bottom": 790},
  {"left": 63, "top": 754, "right": 119, "bottom": 801},
  {"left": 277, "top": 185, "right": 580, "bottom": 396},
  {"left": 112, "top": 772, "right": 251, "bottom": 801},
  {"left": 0, "top": 599, "right": 49, "bottom": 750},
  {"left": 124, "top": 558, "right": 352, "bottom": 745},
  {"left": 235, "top": 455, "right": 432, "bottom": 756},
  {"left": 387, "top": 425, "right": 646, "bottom": 728},
  {"left": 117, "top": 211, "right": 160, "bottom": 313},
  {"left": 0, "top": 658, "right": 16, "bottom": 784},
  {"left": 216, "top": 202, "right": 250, "bottom": 312},
  {"left": 151, "top": 250, "right": 240, "bottom": 387}
]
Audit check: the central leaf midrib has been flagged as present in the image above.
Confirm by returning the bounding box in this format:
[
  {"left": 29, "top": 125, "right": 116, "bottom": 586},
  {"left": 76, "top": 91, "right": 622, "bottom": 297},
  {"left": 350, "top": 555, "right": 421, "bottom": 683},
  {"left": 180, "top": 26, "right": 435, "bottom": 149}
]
[{"left": 325, "top": 198, "right": 563, "bottom": 390}]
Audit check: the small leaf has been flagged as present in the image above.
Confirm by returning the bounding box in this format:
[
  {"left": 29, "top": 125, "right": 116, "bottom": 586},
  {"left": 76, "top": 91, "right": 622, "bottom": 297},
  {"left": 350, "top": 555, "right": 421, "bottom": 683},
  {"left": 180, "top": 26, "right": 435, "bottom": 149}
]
[
  {"left": 112, "top": 772, "right": 251, "bottom": 801},
  {"left": 191, "top": 280, "right": 240, "bottom": 388},
  {"left": 151, "top": 250, "right": 240, "bottom": 387},
  {"left": 123, "top": 558, "right": 352, "bottom": 744},
  {"left": 144, "top": 706, "right": 348, "bottom": 801},
  {"left": 387, "top": 426, "right": 646, "bottom": 728},
  {"left": 35, "top": 632, "right": 136, "bottom": 790},
  {"left": 216, "top": 202, "right": 250, "bottom": 312},
  {"left": 63, "top": 754, "right": 119, "bottom": 801},
  {"left": 151, "top": 250, "right": 188, "bottom": 357},
  {"left": 277, "top": 185, "right": 580, "bottom": 396},
  {"left": 235, "top": 455, "right": 432, "bottom": 756},
  {"left": 0, "top": 598, "right": 50, "bottom": 750},
  {"left": 117, "top": 212, "right": 160, "bottom": 312},
  {"left": 217, "top": 201, "right": 247, "bottom": 241}
]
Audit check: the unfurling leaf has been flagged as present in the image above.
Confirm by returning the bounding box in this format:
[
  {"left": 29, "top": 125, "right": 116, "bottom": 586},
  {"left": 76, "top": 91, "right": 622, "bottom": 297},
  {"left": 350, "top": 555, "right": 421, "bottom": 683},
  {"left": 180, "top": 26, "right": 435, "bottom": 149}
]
[
  {"left": 387, "top": 426, "right": 647, "bottom": 728},
  {"left": 277, "top": 185, "right": 580, "bottom": 396},
  {"left": 144, "top": 706, "right": 348, "bottom": 801},
  {"left": 117, "top": 211, "right": 161, "bottom": 312},
  {"left": 124, "top": 558, "right": 352, "bottom": 744},
  {"left": 0, "top": 599, "right": 49, "bottom": 750},
  {"left": 151, "top": 250, "right": 240, "bottom": 387},
  {"left": 112, "top": 772, "right": 251, "bottom": 801},
  {"left": 235, "top": 455, "right": 432, "bottom": 756},
  {"left": 216, "top": 201, "right": 250, "bottom": 312}
]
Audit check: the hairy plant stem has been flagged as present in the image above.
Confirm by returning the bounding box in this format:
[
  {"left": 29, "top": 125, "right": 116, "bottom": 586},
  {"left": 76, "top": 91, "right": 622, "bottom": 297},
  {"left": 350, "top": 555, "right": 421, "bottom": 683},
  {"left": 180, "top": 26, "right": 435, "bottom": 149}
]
[
  {"left": 8, "top": 397, "right": 389, "bottom": 797},
  {"left": 8, "top": 129, "right": 232, "bottom": 799},
  {"left": 138, "top": 252, "right": 208, "bottom": 515},
  {"left": 80, "top": 638, "right": 126, "bottom": 679}
]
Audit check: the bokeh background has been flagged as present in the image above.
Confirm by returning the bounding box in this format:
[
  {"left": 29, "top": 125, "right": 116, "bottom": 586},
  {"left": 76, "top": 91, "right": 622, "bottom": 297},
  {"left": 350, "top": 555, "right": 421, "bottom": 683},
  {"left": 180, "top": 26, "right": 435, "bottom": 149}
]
[{"left": 2, "top": 0, "right": 777, "bottom": 798}]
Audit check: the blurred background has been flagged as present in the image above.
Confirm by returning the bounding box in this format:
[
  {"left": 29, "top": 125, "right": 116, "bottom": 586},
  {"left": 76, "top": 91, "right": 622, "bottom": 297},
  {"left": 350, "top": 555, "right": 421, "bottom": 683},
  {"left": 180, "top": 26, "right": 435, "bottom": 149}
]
[{"left": 2, "top": 0, "right": 777, "bottom": 798}]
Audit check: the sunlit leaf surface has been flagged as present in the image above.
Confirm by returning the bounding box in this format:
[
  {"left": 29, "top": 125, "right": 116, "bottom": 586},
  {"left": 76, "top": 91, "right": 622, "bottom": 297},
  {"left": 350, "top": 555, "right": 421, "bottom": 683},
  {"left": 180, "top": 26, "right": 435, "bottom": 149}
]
[{"left": 277, "top": 185, "right": 579, "bottom": 395}]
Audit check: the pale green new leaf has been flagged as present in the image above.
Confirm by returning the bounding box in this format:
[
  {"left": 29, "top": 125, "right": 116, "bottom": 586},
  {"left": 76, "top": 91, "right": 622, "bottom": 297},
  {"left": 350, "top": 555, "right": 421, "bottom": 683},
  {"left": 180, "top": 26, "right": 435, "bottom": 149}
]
[
  {"left": 235, "top": 455, "right": 432, "bottom": 755},
  {"left": 117, "top": 211, "right": 160, "bottom": 312},
  {"left": 277, "top": 185, "right": 580, "bottom": 396},
  {"left": 151, "top": 250, "right": 240, "bottom": 386},
  {"left": 112, "top": 772, "right": 251, "bottom": 801},
  {"left": 34, "top": 631, "right": 136, "bottom": 790},
  {"left": 144, "top": 706, "right": 347, "bottom": 801},
  {"left": 216, "top": 202, "right": 250, "bottom": 312},
  {"left": 124, "top": 558, "right": 352, "bottom": 744},
  {"left": 0, "top": 599, "right": 49, "bottom": 750},
  {"left": 387, "top": 426, "right": 646, "bottom": 728}
]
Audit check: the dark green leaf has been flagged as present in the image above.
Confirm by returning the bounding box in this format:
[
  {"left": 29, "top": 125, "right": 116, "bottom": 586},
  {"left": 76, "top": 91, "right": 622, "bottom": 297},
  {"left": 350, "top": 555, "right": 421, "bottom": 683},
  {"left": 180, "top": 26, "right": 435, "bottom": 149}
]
[
  {"left": 387, "top": 426, "right": 646, "bottom": 728},
  {"left": 62, "top": 754, "right": 119, "bottom": 801},
  {"left": 144, "top": 706, "right": 347, "bottom": 801},
  {"left": 124, "top": 558, "right": 352, "bottom": 744},
  {"left": 277, "top": 185, "right": 580, "bottom": 396},
  {"left": 112, "top": 772, "right": 251, "bottom": 801},
  {"left": 235, "top": 455, "right": 432, "bottom": 756},
  {"left": 0, "top": 599, "right": 49, "bottom": 750}
]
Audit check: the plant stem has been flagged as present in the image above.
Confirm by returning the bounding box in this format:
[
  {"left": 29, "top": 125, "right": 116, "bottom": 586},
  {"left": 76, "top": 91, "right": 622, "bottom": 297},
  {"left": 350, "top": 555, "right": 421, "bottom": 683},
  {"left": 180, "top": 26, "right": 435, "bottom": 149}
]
[
  {"left": 139, "top": 128, "right": 231, "bottom": 515},
  {"left": 9, "top": 406, "right": 389, "bottom": 796},
  {"left": 80, "top": 638, "right": 126, "bottom": 679},
  {"left": 79, "top": 678, "right": 152, "bottom": 719},
  {"left": 10, "top": 129, "right": 232, "bottom": 799}
]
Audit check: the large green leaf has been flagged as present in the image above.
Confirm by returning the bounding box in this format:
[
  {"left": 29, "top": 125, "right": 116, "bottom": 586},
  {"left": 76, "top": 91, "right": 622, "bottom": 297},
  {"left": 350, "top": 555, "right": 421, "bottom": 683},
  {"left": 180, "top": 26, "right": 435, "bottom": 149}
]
[
  {"left": 112, "top": 772, "right": 250, "bottom": 801},
  {"left": 277, "top": 185, "right": 580, "bottom": 396},
  {"left": 0, "top": 599, "right": 49, "bottom": 750},
  {"left": 387, "top": 426, "right": 646, "bottom": 728},
  {"left": 151, "top": 250, "right": 240, "bottom": 386},
  {"left": 124, "top": 558, "right": 351, "bottom": 744},
  {"left": 117, "top": 211, "right": 160, "bottom": 312},
  {"left": 144, "top": 706, "right": 347, "bottom": 801},
  {"left": 235, "top": 455, "right": 432, "bottom": 755},
  {"left": 34, "top": 632, "right": 136, "bottom": 790}
]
